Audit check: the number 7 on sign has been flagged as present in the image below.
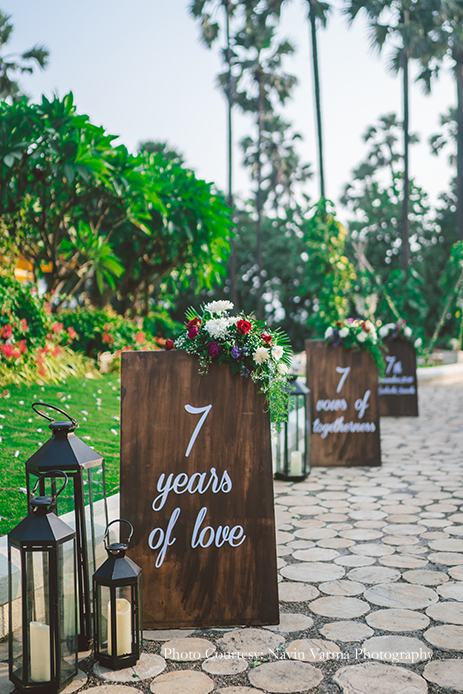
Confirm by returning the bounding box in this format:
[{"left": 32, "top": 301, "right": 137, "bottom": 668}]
[
  {"left": 184, "top": 404, "right": 212, "bottom": 457},
  {"left": 335, "top": 366, "right": 351, "bottom": 393}
]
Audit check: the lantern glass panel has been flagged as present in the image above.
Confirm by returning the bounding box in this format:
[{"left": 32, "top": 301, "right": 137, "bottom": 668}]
[
  {"left": 97, "top": 585, "right": 110, "bottom": 656},
  {"left": 108, "top": 586, "right": 133, "bottom": 657},
  {"left": 84, "top": 466, "right": 106, "bottom": 579},
  {"left": 10, "top": 545, "right": 22, "bottom": 679},
  {"left": 26, "top": 551, "right": 51, "bottom": 684},
  {"left": 58, "top": 539, "right": 77, "bottom": 685}
]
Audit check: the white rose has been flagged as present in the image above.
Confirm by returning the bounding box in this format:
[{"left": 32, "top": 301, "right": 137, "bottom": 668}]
[
  {"left": 339, "top": 327, "right": 349, "bottom": 338},
  {"left": 278, "top": 362, "right": 289, "bottom": 375},
  {"left": 325, "top": 327, "right": 334, "bottom": 338},
  {"left": 204, "top": 300, "right": 234, "bottom": 314},
  {"left": 379, "top": 325, "right": 389, "bottom": 338},
  {"left": 414, "top": 337, "right": 422, "bottom": 348},
  {"left": 254, "top": 347, "right": 270, "bottom": 364},
  {"left": 404, "top": 326, "right": 412, "bottom": 338},
  {"left": 387, "top": 323, "right": 396, "bottom": 330},
  {"left": 357, "top": 332, "right": 366, "bottom": 343},
  {"left": 271, "top": 345, "right": 284, "bottom": 361}
]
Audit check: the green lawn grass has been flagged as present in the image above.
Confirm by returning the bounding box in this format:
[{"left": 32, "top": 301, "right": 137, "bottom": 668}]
[{"left": 0, "top": 373, "right": 121, "bottom": 536}]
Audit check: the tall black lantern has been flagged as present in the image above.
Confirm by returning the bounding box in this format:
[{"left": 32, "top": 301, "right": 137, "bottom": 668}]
[
  {"left": 25, "top": 403, "right": 108, "bottom": 649},
  {"left": 93, "top": 520, "right": 142, "bottom": 670},
  {"left": 274, "top": 376, "right": 311, "bottom": 481},
  {"left": 8, "top": 471, "right": 78, "bottom": 694}
]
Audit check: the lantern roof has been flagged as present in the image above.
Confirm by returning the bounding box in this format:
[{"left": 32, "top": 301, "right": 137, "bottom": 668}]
[
  {"left": 288, "top": 376, "right": 310, "bottom": 395},
  {"left": 9, "top": 508, "right": 75, "bottom": 546},
  {"left": 26, "top": 431, "right": 103, "bottom": 473},
  {"left": 93, "top": 554, "right": 141, "bottom": 583}
]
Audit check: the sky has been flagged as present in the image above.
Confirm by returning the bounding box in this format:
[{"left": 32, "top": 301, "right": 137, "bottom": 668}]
[{"left": 1, "top": 0, "right": 457, "bottom": 212}]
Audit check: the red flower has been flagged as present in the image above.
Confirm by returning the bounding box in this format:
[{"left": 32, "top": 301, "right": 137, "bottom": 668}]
[
  {"left": 67, "top": 327, "right": 77, "bottom": 339},
  {"left": 20, "top": 318, "right": 28, "bottom": 331},
  {"left": 52, "top": 346, "right": 60, "bottom": 357},
  {"left": 188, "top": 326, "right": 198, "bottom": 339},
  {"left": 361, "top": 321, "right": 370, "bottom": 333},
  {"left": 208, "top": 341, "right": 219, "bottom": 357},
  {"left": 186, "top": 317, "right": 202, "bottom": 329},
  {"left": 1, "top": 324, "right": 12, "bottom": 340},
  {"left": 12, "top": 348, "right": 21, "bottom": 359},
  {"left": 165, "top": 339, "right": 175, "bottom": 350},
  {"left": 135, "top": 331, "right": 146, "bottom": 344},
  {"left": 0, "top": 344, "right": 13, "bottom": 358},
  {"left": 236, "top": 319, "right": 252, "bottom": 335},
  {"left": 102, "top": 331, "right": 114, "bottom": 344},
  {"left": 261, "top": 332, "right": 272, "bottom": 344},
  {"left": 18, "top": 340, "right": 27, "bottom": 354},
  {"left": 52, "top": 322, "right": 63, "bottom": 334}
]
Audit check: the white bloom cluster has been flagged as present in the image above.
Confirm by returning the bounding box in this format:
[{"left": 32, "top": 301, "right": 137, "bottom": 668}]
[
  {"left": 325, "top": 327, "right": 333, "bottom": 338},
  {"left": 204, "top": 300, "right": 234, "bottom": 314},
  {"left": 379, "top": 322, "right": 396, "bottom": 338},
  {"left": 339, "top": 327, "right": 349, "bottom": 338},
  {"left": 414, "top": 337, "right": 422, "bottom": 348},
  {"left": 204, "top": 317, "right": 233, "bottom": 339},
  {"left": 253, "top": 347, "right": 270, "bottom": 364},
  {"left": 272, "top": 345, "right": 284, "bottom": 360}
]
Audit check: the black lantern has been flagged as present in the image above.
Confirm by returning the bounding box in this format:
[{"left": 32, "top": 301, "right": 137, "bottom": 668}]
[
  {"left": 93, "top": 520, "right": 142, "bottom": 670},
  {"left": 25, "top": 403, "right": 108, "bottom": 649},
  {"left": 8, "top": 471, "right": 78, "bottom": 694},
  {"left": 274, "top": 376, "right": 311, "bottom": 481}
]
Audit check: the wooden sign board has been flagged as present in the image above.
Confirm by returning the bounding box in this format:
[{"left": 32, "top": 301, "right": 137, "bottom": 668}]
[
  {"left": 379, "top": 339, "right": 418, "bottom": 417},
  {"left": 305, "top": 339, "right": 381, "bottom": 467},
  {"left": 120, "top": 350, "right": 279, "bottom": 629}
]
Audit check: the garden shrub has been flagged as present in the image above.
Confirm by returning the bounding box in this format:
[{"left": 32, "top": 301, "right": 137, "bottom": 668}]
[{"left": 0, "top": 273, "right": 95, "bottom": 385}]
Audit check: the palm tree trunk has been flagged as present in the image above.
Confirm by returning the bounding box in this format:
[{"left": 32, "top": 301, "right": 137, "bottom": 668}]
[
  {"left": 456, "top": 59, "right": 463, "bottom": 241},
  {"left": 256, "top": 67, "right": 264, "bottom": 320},
  {"left": 309, "top": 0, "right": 325, "bottom": 200},
  {"left": 224, "top": 0, "right": 238, "bottom": 309},
  {"left": 400, "top": 49, "right": 410, "bottom": 272}
]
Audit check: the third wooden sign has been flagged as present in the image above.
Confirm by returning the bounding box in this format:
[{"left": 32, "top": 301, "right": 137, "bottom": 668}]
[{"left": 378, "top": 339, "right": 418, "bottom": 417}]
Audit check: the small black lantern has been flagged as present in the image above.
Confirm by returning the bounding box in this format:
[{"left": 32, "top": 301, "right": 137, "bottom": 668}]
[
  {"left": 25, "top": 402, "right": 108, "bottom": 649},
  {"left": 274, "top": 376, "right": 311, "bottom": 481},
  {"left": 93, "top": 520, "right": 142, "bottom": 670},
  {"left": 8, "top": 471, "right": 78, "bottom": 694}
]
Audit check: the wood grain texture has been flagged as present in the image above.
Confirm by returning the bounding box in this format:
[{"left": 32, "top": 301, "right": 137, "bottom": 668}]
[
  {"left": 379, "top": 339, "right": 419, "bottom": 417},
  {"left": 305, "top": 339, "right": 381, "bottom": 467},
  {"left": 120, "top": 350, "right": 279, "bottom": 629}
]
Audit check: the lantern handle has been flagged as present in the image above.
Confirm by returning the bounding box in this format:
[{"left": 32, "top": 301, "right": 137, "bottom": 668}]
[
  {"left": 31, "top": 470, "right": 68, "bottom": 500},
  {"left": 104, "top": 519, "right": 133, "bottom": 550},
  {"left": 32, "top": 402, "right": 78, "bottom": 428}
]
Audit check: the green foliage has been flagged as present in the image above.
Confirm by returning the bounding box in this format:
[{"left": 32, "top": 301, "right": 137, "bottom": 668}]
[
  {"left": 301, "top": 201, "right": 357, "bottom": 336},
  {"left": 0, "top": 94, "right": 233, "bottom": 316}
]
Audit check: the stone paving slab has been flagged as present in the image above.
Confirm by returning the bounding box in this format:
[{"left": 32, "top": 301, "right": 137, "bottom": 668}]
[{"left": 3, "top": 384, "right": 462, "bottom": 693}]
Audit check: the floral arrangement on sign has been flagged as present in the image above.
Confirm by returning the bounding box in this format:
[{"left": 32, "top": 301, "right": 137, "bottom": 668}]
[
  {"left": 379, "top": 319, "right": 422, "bottom": 349},
  {"left": 325, "top": 319, "right": 385, "bottom": 375},
  {"left": 173, "top": 300, "right": 292, "bottom": 424}
]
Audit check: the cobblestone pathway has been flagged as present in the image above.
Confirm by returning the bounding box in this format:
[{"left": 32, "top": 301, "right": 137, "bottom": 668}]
[{"left": 1, "top": 384, "right": 463, "bottom": 694}]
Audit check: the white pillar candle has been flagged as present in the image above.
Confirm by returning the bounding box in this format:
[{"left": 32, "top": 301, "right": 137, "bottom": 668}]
[
  {"left": 107, "top": 598, "right": 131, "bottom": 656},
  {"left": 29, "top": 621, "right": 51, "bottom": 682},
  {"left": 290, "top": 450, "right": 303, "bottom": 477}
]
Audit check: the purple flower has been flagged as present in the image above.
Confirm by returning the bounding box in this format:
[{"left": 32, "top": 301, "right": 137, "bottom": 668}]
[
  {"left": 188, "top": 326, "right": 198, "bottom": 339},
  {"left": 240, "top": 365, "right": 250, "bottom": 378},
  {"left": 231, "top": 345, "right": 241, "bottom": 358},
  {"left": 207, "top": 341, "right": 219, "bottom": 357}
]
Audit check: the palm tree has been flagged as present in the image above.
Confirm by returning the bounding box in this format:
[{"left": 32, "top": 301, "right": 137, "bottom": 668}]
[
  {"left": 232, "top": 6, "right": 297, "bottom": 316},
  {"left": 189, "top": 0, "right": 238, "bottom": 305},
  {"left": 415, "top": 1, "right": 463, "bottom": 241},
  {"left": 0, "top": 11, "right": 49, "bottom": 100},
  {"left": 343, "top": 0, "right": 435, "bottom": 273}
]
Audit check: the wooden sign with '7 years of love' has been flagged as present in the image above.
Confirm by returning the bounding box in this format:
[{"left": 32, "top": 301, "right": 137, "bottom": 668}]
[
  {"left": 120, "top": 350, "right": 279, "bottom": 629},
  {"left": 305, "top": 339, "right": 381, "bottom": 467}
]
